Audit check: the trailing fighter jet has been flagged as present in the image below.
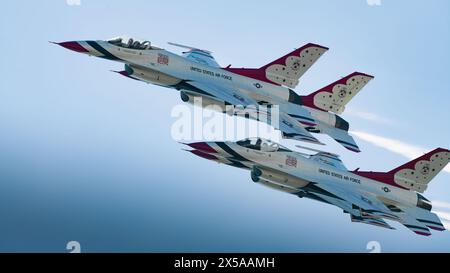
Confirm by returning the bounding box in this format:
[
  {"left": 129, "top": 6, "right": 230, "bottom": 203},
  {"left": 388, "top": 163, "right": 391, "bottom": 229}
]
[
  {"left": 54, "top": 36, "right": 374, "bottom": 152},
  {"left": 184, "top": 138, "right": 449, "bottom": 235}
]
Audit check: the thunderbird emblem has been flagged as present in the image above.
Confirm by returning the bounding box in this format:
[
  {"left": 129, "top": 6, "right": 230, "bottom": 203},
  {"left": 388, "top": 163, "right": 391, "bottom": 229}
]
[
  {"left": 421, "top": 164, "right": 430, "bottom": 175},
  {"left": 291, "top": 60, "right": 301, "bottom": 71},
  {"left": 338, "top": 88, "right": 347, "bottom": 98}
]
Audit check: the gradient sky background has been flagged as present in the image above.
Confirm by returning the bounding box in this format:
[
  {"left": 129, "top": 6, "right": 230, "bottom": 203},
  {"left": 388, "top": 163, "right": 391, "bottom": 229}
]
[{"left": 0, "top": 0, "right": 449, "bottom": 252}]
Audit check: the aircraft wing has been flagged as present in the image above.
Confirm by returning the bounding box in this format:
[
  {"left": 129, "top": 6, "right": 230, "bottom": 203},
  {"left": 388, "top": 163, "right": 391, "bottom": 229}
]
[
  {"left": 311, "top": 182, "right": 399, "bottom": 220},
  {"left": 399, "top": 214, "right": 432, "bottom": 236},
  {"left": 318, "top": 124, "right": 361, "bottom": 152},
  {"left": 188, "top": 81, "right": 258, "bottom": 106},
  {"left": 279, "top": 112, "right": 323, "bottom": 145},
  {"left": 187, "top": 82, "right": 323, "bottom": 145}
]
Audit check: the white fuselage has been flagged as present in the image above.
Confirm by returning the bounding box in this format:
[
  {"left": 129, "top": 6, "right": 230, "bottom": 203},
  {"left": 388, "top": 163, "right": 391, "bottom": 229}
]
[
  {"left": 100, "top": 41, "right": 291, "bottom": 102},
  {"left": 95, "top": 41, "right": 338, "bottom": 124},
  {"left": 223, "top": 142, "right": 419, "bottom": 208}
]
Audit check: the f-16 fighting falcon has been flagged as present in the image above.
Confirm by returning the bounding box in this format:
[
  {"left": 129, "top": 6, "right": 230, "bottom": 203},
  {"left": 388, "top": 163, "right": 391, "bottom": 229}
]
[
  {"left": 54, "top": 36, "right": 374, "bottom": 152},
  {"left": 184, "top": 138, "right": 449, "bottom": 235}
]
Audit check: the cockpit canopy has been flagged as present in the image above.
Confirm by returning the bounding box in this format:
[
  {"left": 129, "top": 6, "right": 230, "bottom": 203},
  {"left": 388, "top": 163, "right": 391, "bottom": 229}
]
[
  {"left": 107, "top": 36, "right": 156, "bottom": 50},
  {"left": 236, "top": 138, "right": 291, "bottom": 152}
]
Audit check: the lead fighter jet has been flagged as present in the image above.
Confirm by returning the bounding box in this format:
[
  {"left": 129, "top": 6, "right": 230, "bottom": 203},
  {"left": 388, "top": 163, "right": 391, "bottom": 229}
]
[
  {"left": 55, "top": 36, "right": 373, "bottom": 152},
  {"left": 185, "top": 138, "right": 449, "bottom": 235}
]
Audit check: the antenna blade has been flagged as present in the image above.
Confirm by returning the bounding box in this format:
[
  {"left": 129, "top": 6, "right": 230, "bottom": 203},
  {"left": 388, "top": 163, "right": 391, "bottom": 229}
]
[
  {"left": 167, "top": 42, "right": 212, "bottom": 54},
  {"left": 294, "top": 145, "right": 340, "bottom": 158}
]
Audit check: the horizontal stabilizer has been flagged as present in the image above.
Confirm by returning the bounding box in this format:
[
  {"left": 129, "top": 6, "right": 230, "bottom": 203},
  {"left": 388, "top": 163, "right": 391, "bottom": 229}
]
[
  {"left": 403, "top": 206, "right": 446, "bottom": 231},
  {"left": 402, "top": 217, "right": 432, "bottom": 236}
]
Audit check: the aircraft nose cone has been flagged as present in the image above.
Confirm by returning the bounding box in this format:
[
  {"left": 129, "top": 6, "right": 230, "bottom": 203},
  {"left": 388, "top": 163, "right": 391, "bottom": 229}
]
[
  {"left": 187, "top": 142, "right": 217, "bottom": 153},
  {"left": 56, "top": 41, "right": 90, "bottom": 53}
]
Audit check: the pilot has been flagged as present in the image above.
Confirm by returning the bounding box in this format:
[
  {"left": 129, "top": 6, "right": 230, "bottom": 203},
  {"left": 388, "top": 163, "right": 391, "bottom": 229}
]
[
  {"left": 255, "top": 138, "right": 262, "bottom": 150},
  {"left": 127, "top": 38, "right": 134, "bottom": 48},
  {"left": 132, "top": 40, "right": 141, "bottom": 49}
]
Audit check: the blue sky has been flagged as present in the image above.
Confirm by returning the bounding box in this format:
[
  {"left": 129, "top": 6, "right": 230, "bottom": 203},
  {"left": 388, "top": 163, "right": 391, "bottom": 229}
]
[{"left": 0, "top": 0, "right": 449, "bottom": 252}]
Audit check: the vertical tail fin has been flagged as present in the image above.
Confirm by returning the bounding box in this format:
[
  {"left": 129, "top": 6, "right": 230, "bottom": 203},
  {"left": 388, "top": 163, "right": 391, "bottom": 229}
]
[
  {"left": 354, "top": 148, "right": 450, "bottom": 193},
  {"left": 301, "top": 72, "right": 374, "bottom": 114},
  {"left": 388, "top": 148, "right": 450, "bottom": 193},
  {"left": 224, "top": 43, "right": 328, "bottom": 88},
  {"left": 260, "top": 43, "right": 328, "bottom": 88}
]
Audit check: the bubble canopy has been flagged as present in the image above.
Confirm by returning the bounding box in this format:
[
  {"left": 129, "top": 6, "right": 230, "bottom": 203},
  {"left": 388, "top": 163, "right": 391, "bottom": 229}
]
[
  {"left": 236, "top": 138, "right": 290, "bottom": 152},
  {"left": 107, "top": 36, "right": 156, "bottom": 50}
]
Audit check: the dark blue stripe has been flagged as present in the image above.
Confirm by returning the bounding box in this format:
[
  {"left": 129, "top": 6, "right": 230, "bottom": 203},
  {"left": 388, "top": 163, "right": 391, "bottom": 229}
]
[
  {"left": 228, "top": 159, "right": 249, "bottom": 169},
  {"left": 215, "top": 142, "right": 249, "bottom": 162},
  {"left": 361, "top": 209, "right": 386, "bottom": 214},
  {"left": 86, "top": 41, "right": 121, "bottom": 61},
  {"left": 283, "top": 133, "right": 308, "bottom": 138},
  {"left": 303, "top": 184, "right": 345, "bottom": 201},
  {"left": 283, "top": 133, "right": 315, "bottom": 140},
  {"left": 288, "top": 114, "right": 315, "bottom": 122}
]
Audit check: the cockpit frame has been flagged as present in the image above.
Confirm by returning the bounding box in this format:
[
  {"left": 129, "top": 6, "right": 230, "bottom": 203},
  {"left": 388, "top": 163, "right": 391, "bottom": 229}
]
[
  {"left": 237, "top": 138, "right": 290, "bottom": 152},
  {"left": 107, "top": 36, "right": 159, "bottom": 50}
]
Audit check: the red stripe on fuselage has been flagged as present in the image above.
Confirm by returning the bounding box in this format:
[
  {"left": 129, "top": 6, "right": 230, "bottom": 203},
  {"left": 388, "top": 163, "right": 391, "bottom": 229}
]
[{"left": 58, "top": 41, "right": 90, "bottom": 53}]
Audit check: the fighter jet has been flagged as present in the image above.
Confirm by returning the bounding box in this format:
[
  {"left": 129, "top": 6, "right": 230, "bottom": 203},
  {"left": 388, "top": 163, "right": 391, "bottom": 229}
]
[
  {"left": 184, "top": 138, "right": 449, "bottom": 235},
  {"left": 55, "top": 36, "right": 374, "bottom": 152}
]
